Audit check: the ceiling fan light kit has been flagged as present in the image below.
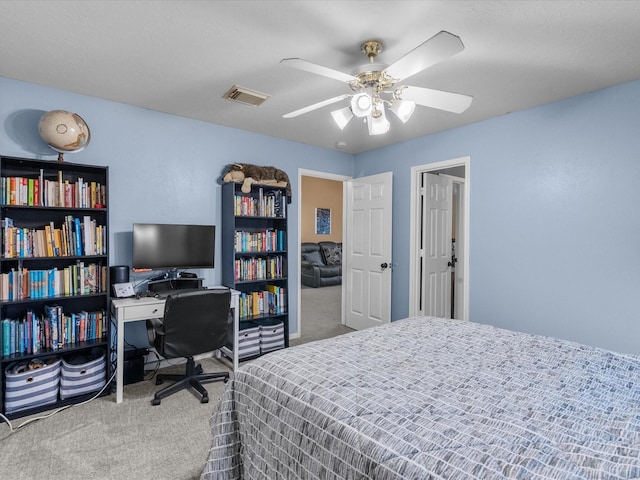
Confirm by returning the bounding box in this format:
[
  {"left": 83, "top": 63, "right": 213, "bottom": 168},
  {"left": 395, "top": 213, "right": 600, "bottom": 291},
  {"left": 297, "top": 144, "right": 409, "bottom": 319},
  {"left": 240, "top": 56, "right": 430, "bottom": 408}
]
[
  {"left": 351, "top": 92, "right": 372, "bottom": 117},
  {"left": 281, "top": 31, "right": 473, "bottom": 137},
  {"left": 331, "top": 106, "right": 354, "bottom": 130},
  {"left": 389, "top": 98, "right": 416, "bottom": 124},
  {"left": 368, "top": 106, "right": 390, "bottom": 135}
]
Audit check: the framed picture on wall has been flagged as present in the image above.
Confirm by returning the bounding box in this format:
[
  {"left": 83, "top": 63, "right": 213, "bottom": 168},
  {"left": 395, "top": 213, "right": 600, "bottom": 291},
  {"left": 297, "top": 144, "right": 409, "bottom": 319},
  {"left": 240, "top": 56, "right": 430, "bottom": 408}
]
[{"left": 315, "top": 208, "right": 331, "bottom": 235}]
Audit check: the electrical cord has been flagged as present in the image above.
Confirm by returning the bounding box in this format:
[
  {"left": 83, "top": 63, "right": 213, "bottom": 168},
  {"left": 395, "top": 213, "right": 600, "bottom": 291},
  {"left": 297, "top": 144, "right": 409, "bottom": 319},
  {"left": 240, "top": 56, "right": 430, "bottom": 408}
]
[
  {"left": 143, "top": 349, "right": 163, "bottom": 381},
  {"left": 143, "top": 353, "right": 187, "bottom": 381},
  {"left": 0, "top": 369, "right": 117, "bottom": 436}
]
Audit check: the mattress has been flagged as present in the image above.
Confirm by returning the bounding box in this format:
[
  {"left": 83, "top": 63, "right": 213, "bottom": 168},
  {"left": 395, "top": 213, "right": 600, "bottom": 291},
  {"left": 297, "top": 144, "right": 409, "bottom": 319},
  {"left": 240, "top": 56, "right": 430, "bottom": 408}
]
[{"left": 201, "top": 316, "right": 640, "bottom": 479}]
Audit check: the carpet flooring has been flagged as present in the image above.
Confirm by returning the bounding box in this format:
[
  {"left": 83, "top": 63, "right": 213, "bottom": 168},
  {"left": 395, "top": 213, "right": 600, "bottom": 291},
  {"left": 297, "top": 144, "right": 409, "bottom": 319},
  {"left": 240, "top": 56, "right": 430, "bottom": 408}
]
[
  {"left": 292, "top": 284, "right": 354, "bottom": 346},
  {"left": 0, "top": 285, "right": 352, "bottom": 479},
  {"left": 0, "top": 358, "right": 231, "bottom": 480}
]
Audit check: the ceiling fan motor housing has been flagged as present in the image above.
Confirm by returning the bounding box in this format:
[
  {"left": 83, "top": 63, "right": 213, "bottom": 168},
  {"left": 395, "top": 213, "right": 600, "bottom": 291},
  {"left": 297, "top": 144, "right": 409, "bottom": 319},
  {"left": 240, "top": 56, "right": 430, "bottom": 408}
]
[{"left": 351, "top": 69, "right": 394, "bottom": 90}]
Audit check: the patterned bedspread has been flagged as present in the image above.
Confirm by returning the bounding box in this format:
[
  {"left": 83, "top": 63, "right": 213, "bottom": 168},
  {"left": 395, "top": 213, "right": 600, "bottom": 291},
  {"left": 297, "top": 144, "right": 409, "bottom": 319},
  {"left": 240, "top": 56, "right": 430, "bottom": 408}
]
[{"left": 201, "top": 317, "right": 640, "bottom": 479}]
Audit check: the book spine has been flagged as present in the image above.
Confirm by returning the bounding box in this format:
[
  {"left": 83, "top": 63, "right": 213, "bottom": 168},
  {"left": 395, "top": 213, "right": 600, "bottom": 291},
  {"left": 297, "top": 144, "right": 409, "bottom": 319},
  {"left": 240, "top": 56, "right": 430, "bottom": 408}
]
[
  {"left": 74, "top": 217, "right": 83, "bottom": 255},
  {"left": 2, "top": 318, "right": 10, "bottom": 355},
  {"left": 58, "top": 170, "right": 64, "bottom": 207},
  {"left": 27, "top": 178, "right": 34, "bottom": 206}
]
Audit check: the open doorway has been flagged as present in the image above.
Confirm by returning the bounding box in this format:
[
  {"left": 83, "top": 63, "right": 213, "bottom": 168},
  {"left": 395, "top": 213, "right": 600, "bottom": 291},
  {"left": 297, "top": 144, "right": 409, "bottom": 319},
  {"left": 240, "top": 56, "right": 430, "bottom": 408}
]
[
  {"left": 409, "top": 157, "right": 470, "bottom": 320},
  {"left": 295, "top": 169, "right": 351, "bottom": 345}
]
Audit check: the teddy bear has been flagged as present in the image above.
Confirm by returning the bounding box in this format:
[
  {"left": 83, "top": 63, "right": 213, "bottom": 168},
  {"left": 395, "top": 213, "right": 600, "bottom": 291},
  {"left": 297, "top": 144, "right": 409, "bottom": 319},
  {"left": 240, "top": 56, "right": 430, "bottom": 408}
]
[{"left": 221, "top": 163, "right": 292, "bottom": 201}]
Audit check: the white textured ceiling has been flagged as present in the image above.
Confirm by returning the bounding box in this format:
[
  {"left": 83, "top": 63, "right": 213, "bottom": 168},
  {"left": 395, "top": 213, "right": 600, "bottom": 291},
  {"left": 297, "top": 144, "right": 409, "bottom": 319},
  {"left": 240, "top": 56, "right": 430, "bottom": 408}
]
[{"left": 1, "top": 1, "right": 640, "bottom": 154}]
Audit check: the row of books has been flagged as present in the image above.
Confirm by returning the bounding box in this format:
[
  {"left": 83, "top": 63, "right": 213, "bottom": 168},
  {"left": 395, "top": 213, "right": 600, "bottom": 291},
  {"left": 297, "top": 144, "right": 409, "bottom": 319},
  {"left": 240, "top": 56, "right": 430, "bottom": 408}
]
[
  {"left": 238, "top": 285, "right": 287, "bottom": 320},
  {"left": 234, "top": 229, "right": 286, "bottom": 253},
  {"left": 0, "top": 172, "right": 106, "bottom": 208},
  {"left": 233, "top": 188, "right": 286, "bottom": 218},
  {"left": 1, "top": 307, "right": 107, "bottom": 357},
  {"left": 234, "top": 255, "right": 286, "bottom": 282},
  {"left": 0, "top": 263, "right": 107, "bottom": 302},
  {"left": 2, "top": 215, "right": 106, "bottom": 258}
]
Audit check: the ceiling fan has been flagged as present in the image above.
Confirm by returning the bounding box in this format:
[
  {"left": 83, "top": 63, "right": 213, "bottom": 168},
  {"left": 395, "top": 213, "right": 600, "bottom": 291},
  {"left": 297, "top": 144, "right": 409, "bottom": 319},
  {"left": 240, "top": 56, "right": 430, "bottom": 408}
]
[{"left": 281, "top": 31, "right": 473, "bottom": 135}]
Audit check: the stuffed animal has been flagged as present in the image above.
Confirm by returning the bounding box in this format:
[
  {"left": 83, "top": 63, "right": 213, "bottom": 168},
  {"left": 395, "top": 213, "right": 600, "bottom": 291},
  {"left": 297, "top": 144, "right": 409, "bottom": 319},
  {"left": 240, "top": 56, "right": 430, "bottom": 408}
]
[{"left": 222, "top": 163, "right": 292, "bottom": 201}]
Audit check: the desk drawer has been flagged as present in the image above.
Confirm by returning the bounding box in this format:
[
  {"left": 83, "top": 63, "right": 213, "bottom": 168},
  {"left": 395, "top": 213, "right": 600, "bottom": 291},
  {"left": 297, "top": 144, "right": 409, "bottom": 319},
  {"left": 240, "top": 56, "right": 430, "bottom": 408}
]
[{"left": 124, "top": 303, "right": 163, "bottom": 320}]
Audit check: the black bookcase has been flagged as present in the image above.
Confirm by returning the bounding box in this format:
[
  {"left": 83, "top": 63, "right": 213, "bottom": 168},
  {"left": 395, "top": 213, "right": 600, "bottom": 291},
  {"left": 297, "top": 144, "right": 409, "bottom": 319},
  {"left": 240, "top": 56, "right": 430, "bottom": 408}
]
[
  {"left": 221, "top": 182, "right": 288, "bottom": 363},
  {"left": 0, "top": 156, "right": 109, "bottom": 419}
]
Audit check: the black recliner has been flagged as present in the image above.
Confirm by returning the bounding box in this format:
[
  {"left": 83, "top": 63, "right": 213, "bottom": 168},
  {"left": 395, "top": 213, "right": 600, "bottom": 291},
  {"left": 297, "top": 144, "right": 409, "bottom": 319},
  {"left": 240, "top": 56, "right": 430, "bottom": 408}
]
[
  {"left": 147, "top": 289, "right": 231, "bottom": 405},
  {"left": 301, "top": 242, "right": 342, "bottom": 287}
]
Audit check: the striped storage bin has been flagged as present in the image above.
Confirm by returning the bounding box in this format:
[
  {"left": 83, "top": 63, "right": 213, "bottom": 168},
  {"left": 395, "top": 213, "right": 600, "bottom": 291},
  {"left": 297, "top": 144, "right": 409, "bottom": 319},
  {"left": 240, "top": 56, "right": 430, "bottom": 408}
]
[
  {"left": 59, "top": 347, "right": 106, "bottom": 400},
  {"left": 5, "top": 357, "right": 61, "bottom": 414},
  {"left": 238, "top": 321, "right": 261, "bottom": 360},
  {"left": 260, "top": 320, "right": 285, "bottom": 354}
]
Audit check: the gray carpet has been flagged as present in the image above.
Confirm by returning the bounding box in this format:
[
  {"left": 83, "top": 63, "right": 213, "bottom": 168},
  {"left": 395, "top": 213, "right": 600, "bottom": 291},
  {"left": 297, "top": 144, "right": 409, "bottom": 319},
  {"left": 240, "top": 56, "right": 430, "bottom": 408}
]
[
  {"left": 0, "top": 358, "right": 231, "bottom": 480},
  {"left": 291, "top": 284, "right": 354, "bottom": 346},
  {"left": 0, "top": 285, "right": 351, "bottom": 479}
]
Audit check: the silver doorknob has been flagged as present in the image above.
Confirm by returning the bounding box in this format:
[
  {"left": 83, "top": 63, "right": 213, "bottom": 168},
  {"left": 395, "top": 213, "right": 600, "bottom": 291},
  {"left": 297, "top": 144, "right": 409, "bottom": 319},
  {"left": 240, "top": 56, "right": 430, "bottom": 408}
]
[{"left": 381, "top": 262, "right": 388, "bottom": 270}]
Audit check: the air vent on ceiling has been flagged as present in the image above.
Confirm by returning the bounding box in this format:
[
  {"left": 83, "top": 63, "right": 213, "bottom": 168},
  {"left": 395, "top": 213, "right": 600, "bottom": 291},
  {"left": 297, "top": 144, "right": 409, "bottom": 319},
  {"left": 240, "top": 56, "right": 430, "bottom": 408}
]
[{"left": 223, "top": 85, "right": 270, "bottom": 107}]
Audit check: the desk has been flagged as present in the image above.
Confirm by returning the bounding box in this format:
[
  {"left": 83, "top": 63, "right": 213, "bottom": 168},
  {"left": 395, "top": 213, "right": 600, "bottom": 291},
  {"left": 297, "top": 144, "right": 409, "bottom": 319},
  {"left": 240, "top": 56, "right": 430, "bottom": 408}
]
[{"left": 110, "top": 288, "right": 239, "bottom": 404}]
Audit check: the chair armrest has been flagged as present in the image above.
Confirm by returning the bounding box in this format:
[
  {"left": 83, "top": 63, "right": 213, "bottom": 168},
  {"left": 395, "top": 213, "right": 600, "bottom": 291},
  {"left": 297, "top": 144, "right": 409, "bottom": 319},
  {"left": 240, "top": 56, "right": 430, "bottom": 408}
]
[
  {"left": 301, "top": 261, "right": 321, "bottom": 286},
  {"left": 301, "top": 261, "right": 320, "bottom": 273}
]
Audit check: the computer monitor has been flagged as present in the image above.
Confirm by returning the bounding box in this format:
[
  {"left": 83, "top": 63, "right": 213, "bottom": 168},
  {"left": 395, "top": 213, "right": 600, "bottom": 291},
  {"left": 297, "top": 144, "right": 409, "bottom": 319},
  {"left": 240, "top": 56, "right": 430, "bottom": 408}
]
[{"left": 132, "top": 223, "right": 215, "bottom": 270}]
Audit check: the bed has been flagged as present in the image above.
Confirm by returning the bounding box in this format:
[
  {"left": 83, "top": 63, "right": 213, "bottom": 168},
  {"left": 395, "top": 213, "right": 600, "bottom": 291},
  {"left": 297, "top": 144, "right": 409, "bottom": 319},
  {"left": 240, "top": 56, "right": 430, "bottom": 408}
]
[{"left": 201, "top": 316, "right": 640, "bottom": 479}]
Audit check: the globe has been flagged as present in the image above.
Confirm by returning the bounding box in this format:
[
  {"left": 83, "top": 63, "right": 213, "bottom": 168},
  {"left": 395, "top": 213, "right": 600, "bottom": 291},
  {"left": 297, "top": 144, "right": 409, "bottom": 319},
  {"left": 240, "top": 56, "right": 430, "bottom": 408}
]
[{"left": 38, "top": 110, "right": 91, "bottom": 161}]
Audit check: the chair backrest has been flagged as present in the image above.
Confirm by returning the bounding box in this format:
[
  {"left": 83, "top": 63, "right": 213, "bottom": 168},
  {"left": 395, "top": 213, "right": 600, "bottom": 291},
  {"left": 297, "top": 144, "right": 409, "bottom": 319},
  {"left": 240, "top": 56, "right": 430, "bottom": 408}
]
[
  {"left": 301, "top": 242, "right": 325, "bottom": 266},
  {"left": 301, "top": 242, "right": 321, "bottom": 256},
  {"left": 156, "top": 289, "right": 231, "bottom": 359}
]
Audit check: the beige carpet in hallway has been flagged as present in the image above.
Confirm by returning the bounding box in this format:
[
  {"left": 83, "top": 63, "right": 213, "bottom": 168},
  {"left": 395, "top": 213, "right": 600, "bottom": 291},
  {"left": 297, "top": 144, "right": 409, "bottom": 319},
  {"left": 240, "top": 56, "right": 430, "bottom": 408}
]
[{"left": 291, "top": 284, "right": 354, "bottom": 346}]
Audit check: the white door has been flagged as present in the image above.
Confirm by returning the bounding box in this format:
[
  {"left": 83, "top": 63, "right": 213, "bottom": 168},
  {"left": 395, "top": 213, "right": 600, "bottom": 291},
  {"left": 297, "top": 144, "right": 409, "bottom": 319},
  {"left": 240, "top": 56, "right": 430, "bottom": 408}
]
[
  {"left": 422, "top": 173, "right": 453, "bottom": 318},
  {"left": 345, "top": 172, "right": 393, "bottom": 330}
]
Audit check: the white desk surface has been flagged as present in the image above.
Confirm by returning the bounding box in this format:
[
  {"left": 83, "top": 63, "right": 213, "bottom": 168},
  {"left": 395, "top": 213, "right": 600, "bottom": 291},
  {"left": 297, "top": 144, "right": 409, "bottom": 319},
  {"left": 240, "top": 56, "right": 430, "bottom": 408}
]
[{"left": 110, "top": 287, "right": 239, "bottom": 403}]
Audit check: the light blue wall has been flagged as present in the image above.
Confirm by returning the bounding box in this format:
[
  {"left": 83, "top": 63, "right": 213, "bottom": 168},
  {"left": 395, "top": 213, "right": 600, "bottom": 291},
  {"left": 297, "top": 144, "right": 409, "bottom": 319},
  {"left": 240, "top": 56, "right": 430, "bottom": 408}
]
[
  {"left": 355, "top": 79, "right": 640, "bottom": 354},
  {"left": 0, "top": 76, "right": 354, "bottom": 345},
  {"left": 3, "top": 75, "right": 640, "bottom": 354}
]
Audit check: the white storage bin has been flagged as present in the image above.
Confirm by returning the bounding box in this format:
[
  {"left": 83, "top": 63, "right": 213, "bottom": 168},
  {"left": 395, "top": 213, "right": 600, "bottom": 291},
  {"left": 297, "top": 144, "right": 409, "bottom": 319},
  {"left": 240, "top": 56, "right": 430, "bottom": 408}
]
[
  {"left": 5, "top": 357, "right": 61, "bottom": 414},
  {"left": 238, "top": 322, "right": 260, "bottom": 360},
  {"left": 59, "top": 347, "right": 106, "bottom": 400},
  {"left": 260, "top": 320, "right": 285, "bottom": 354}
]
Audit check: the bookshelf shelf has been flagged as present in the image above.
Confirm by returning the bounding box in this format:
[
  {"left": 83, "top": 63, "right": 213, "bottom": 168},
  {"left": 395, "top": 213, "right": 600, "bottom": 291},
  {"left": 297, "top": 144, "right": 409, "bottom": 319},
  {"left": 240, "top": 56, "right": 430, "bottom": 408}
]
[
  {"left": 221, "top": 182, "right": 289, "bottom": 363},
  {"left": 0, "top": 155, "right": 110, "bottom": 419}
]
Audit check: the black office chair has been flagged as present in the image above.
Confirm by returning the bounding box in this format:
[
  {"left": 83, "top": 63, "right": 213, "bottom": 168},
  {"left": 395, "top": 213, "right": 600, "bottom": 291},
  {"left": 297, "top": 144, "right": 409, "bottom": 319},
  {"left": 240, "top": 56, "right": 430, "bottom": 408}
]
[{"left": 146, "top": 289, "right": 231, "bottom": 405}]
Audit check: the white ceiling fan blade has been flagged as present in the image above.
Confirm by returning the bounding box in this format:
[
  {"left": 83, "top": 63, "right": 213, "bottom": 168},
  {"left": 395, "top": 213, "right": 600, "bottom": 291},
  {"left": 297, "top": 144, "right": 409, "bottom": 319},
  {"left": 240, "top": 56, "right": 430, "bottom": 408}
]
[
  {"left": 402, "top": 86, "right": 472, "bottom": 114},
  {"left": 384, "top": 31, "right": 465, "bottom": 82},
  {"left": 280, "top": 58, "right": 357, "bottom": 83},
  {"left": 283, "top": 94, "right": 351, "bottom": 118}
]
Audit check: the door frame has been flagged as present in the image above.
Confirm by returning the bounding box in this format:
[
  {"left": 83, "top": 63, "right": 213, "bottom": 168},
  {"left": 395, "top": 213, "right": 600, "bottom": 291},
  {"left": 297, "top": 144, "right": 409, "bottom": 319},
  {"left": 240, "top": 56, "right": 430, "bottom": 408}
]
[
  {"left": 409, "top": 156, "right": 470, "bottom": 321},
  {"left": 441, "top": 174, "right": 466, "bottom": 319},
  {"left": 297, "top": 168, "right": 351, "bottom": 339}
]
